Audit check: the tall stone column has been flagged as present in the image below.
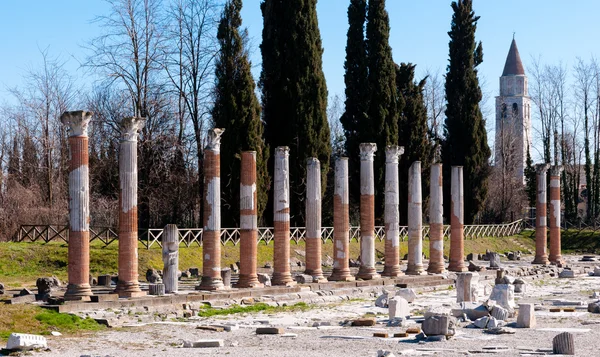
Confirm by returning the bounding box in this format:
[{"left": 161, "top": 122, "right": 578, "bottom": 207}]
[
  {"left": 449, "top": 166, "right": 467, "bottom": 272},
  {"left": 61, "top": 111, "right": 94, "bottom": 300},
  {"left": 162, "top": 224, "right": 179, "bottom": 293},
  {"left": 357, "top": 143, "right": 380, "bottom": 280},
  {"left": 533, "top": 164, "right": 551, "bottom": 265},
  {"left": 115, "top": 117, "right": 146, "bottom": 298},
  {"left": 305, "top": 158, "right": 327, "bottom": 282},
  {"left": 272, "top": 147, "right": 295, "bottom": 286},
  {"left": 329, "top": 158, "right": 355, "bottom": 281},
  {"left": 197, "top": 129, "right": 225, "bottom": 291},
  {"left": 236, "top": 151, "right": 263, "bottom": 288},
  {"left": 549, "top": 165, "right": 564, "bottom": 265},
  {"left": 427, "top": 163, "right": 445, "bottom": 273},
  {"left": 407, "top": 161, "right": 425, "bottom": 275},
  {"left": 382, "top": 146, "right": 404, "bottom": 277}
]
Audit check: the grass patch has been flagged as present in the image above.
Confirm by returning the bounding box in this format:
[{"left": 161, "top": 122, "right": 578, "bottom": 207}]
[{"left": 197, "top": 302, "right": 311, "bottom": 318}]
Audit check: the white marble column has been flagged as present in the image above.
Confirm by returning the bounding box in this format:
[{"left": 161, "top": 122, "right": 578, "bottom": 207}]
[
  {"left": 382, "top": 145, "right": 404, "bottom": 277},
  {"left": 406, "top": 161, "right": 425, "bottom": 275}
]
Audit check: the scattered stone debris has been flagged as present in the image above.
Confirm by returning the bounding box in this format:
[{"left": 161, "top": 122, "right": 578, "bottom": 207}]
[
  {"left": 395, "top": 288, "right": 417, "bottom": 303},
  {"left": 559, "top": 269, "right": 576, "bottom": 278},
  {"left": 6, "top": 333, "right": 48, "bottom": 351},
  {"left": 36, "top": 276, "right": 61, "bottom": 298},
  {"left": 468, "top": 260, "right": 485, "bottom": 272},
  {"left": 189, "top": 267, "right": 199, "bottom": 277},
  {"left": 406, "top": 327, "right": 421, "bottom": 334},
  {"left": 377, "top": 350, "right": 396, "bottom": 357},
  {"left": 388, "top": 296, "right": 409, "bottom": 319},
  {"left": 489, "top": 284, "right": 515, "bottom": 312},
  {"left": 588, "top": 301, "right": 600, "bottom": 313},
  {"left": 256, "top": 327, "right": 285, "bottom": 335},
  {"left": 484, "top": 327, "right": 515, "bottom": 335},
  {"left": 351, "top": 318, "right": 376, "bottom": 327},
  {"left": 373, "top": 332, "right": 388, "bottom": 338},
  {"left": 183, "top": 339, "right": 224, "bottom": 348},
  {"left": 196, "top": 325, "right": 225, "bottom": 332},
  {"left": 513, "top": 278, "right": 526, "bottom": 293},
  {"left": 257, "top": 273, "right": 271, "bottom": 287},
  {"left": 422, "top": 314, "right": 455, "bottom": 338},
  {"left": 553, "top": 332, "right": 575, "bottom": 355},
  {"left": 295, "top": 274, "right": 313, "bottom": 284},
  {"left": 146, "top": 268, "right": 162, "bottom": 283},
  {"left": 581, "top": 255, "right": 596, "bottom": 262}
]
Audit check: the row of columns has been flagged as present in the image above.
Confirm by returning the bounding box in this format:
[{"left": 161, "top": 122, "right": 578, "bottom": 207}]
[{"left": 533, "top": 164, "right": 564, "bottom": 265}]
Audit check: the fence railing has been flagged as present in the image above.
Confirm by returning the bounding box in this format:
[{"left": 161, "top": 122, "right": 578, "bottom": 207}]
[{"left": 14, "top": 220, "right": 524, "bottom": 248}]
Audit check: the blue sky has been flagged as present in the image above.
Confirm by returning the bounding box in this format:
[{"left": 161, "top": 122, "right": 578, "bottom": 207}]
[{"left": 1, "top": 0, "right": 599, "bottom": 151}]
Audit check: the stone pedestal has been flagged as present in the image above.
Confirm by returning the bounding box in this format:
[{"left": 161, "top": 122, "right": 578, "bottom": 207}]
[
  {"left": 449, "top": 166, "right": 467, "bottom": 272},
  {"left": 272, "top": 147, "right": 295, "bottom": 286},
  {"left": 407, "top": 161, "right": 425, "bottom": 275},
  {"left": 162, "top": 224, "right": 179, "bottom": 293},
  {"left": 115, "top": 117, "right": 146, "bottom": 298},
  {"left": 329, "top": 158, "right": 355, "bottom": 281},
  {"left": 456, "top": 272, "right": 478, "bottom": 303},
  {"left": 533, "top": 164, "right": 550, "bottom": 265},
  {"left": 428, "top": 163, "right": 445, "bottom": 273},
  {"left": 197, "top": 129, "right": 225, "bottom": 291},
  {"left": 61, "top": 111, "right": 94, "bottom": 300},
  {"left": 382, "top": 146, "right": 404, "bottom": 277},
  {"left": 549, "top": 166, "right": 564, "bottom": 265},
  {"left": 236, "top": 151, "right": 263, "bottom": 288},
  {"left": 305, "top": 158, "right": 327, "bottom": 282},
  {"left": 516, "top": 303, "right": 536, "bottom": 328},
  {"left": 357, "top": 143, "right": 380, "bottom": 280}
]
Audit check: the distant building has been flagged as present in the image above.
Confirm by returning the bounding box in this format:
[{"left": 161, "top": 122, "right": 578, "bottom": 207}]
[{"left": 495, "top": 38, "right": 532, "bottom": 184}]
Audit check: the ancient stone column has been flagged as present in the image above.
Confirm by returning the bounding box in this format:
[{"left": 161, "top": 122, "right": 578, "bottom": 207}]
[
  {"left": 357, "top": 143, "right": 380, "bottom": 280},
  {"left": 305, "top": 158, "right": 327, "bottom": 282},
  {"left": 236, "top": 151, "right": 263, "bottom": 288},
  {"left": 549, "top": 165, "right": 564, "bottom": 265},
  {"left": 533, "top": 164, "right": 551, "bottom": 265},
  {"left": 162, "top": 224, "right": 179, "bottom": 293},
  {"left": 382, "top": 146, "right": 404, "bottom": 277},
  {"left": 61, "top": 111, "right": 94, "bottom": 300},
  {"left": 197, "top": 129, "right": 225, "bottom": 290},
  {"left": 272, "top": 147, "right": 295, "bottom": 286},
  {"left": 407, "top": 161, "right": 425, "bottom": 275},
  {"left": 115, "top": 117, "right": 146, "bottom": 298},
  {"left": 427, "top": 163, "right": 445, "bottom": 273},
  {"left": 329, "top": 158, "right": 355, "bottom": 281},
  {"left": 449, "top": 166, "right": 467, "bottom": 272}
]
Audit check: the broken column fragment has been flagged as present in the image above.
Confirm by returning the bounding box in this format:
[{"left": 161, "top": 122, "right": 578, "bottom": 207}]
[
  {"left": 456, "top": 272, "right": 479, "bottom": 303},
  {"left": 162, "top": 224, "right": 179, "bottom": 293}
]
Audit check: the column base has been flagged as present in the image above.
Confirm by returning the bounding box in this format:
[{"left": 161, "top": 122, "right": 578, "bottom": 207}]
[
  {"left": 549, "top": 257, "right": 565, "bottom": 266},
  {"left": 448, "top": 262, "right": 467, "bottom": 272},
  {"left": 329, "top": 270, "right": 355, "bottom": 282},
  {"left": 427, "top": 262, "right": 446, "bottom": 274},
  {"left": 532, "top": 256, "right": 550, "bottom": 265},
  {"left": 406, "top": 264, "right": 426, "bottom": 276},
  {"left": 64, "top": 283, "right": 93, "bottom": 301},
  {"left": 304, "top": 269, "right": 328, "bottom": 283},
  {"left": 381, "top": 265, "right": 404, "bottom": 277},
  {"left": 235, "top": 275, "right": 264, "bottom": 289},
  {"left": 271, "top": 272, "right": 296, "bottom": 287},
  {"left": 196, "top": 277, "right": 225, "bottom": 291},
  {"left": 115, "top": 282, "right": 146, "bottom": 298},
  {"left": 356, "top": 267, "right": 380, "bottom": 280}
]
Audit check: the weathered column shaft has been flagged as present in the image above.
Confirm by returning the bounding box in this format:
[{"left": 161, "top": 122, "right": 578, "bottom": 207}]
[
  {"left": 162, "top": 224, "right": 179, "bottom": 293},
  {"left": 62, "top": 111, "right": 93, "bottom": 300},
  {"left": 533, "top": 164, "right": 550, "bottom": 265},
  {"left": 407, "top": 161, "right": 425, "bottom": 275},
  {"left": 382, "top": 146, "right": 404, "bottom": 277},
  {"left": 198, "top": 129, "right": 225, "bottom": 290},
  {"left": 329, "top": 158, "right": 354, "bottom": 281},
  {"left": 272, "top": 147, "right": 295, "bottom": 286},
  {"left": 236, "top": 151, "right": 263, "bottom": 288},
  {"left": 357, "top": 143, "right": 380, "bottom": 280},
  {"left": 116, "top": 117, "right": 146, "bottom": 297},
  {"left": 305, "top": 158, "right": 326, "bottom": 282},
  {"left": 449, "top": 166, "right": 467, "bottom": 272},
  {"left": 427, "top": 163, "right": 445, "bottom": 273},
  {"left": 549, "top": 165, "right": 564, "bottom": 265}
]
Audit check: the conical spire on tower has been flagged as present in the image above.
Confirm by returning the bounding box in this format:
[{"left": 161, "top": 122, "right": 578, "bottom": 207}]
[{"left": 502, "top": 38, "right": 525, "bottom": 76}]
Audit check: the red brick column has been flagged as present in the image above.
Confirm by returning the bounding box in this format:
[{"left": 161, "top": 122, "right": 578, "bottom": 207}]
[
  {"left": 305, "top": 158, "right": 327, "bottom": 282},
  {"left": 329, "top": 158, "right": 354, "bottom": 281},
  {"left": 357, "top": 143, "right": 380, "bottom": 280},
  {"left": 449, "top": 166, "right": 467, "bottom": 272},
  {"left": 427, "top": 163, "right": 445, "bottom": 273},
  {"left": 382, "top": 146, "right": 404, "bottom": 277},
  {"left": 115, "top": 117, "right": 146, "bottom": 298},
  {"left": 197, "top": 129, "right": 225, "bottom": 290},
  {"left": 407, "top": 161, "right": 425, "bottom": 275},
  {"left": 61, "top": 111, "right": 94, "bottom": 300},
  {"left": 272, "top": 147, "right": 295, "bottom": 286},
  {"left": 533, "top": 164, "right": 550, "bottom": 265},
  {"left": 549, "top": 165, "right": 564, "bottom": 265},
  {"left": 236, "top": 151, "right": 263, "bottom": 288}
]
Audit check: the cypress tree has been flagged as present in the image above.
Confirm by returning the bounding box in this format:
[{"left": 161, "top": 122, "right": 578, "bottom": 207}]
[
  {"left": 396, "top": 63, "right": 432, "bottom": 224},
  {"left": 366, "top": 0, "right": 399, "bottom": 222},
  {"left": 442, "top": 0, "right": 491, "bottom": 224},
  {"left": 260, "top": 0, "right": 331, "bottom": 226},
  {"left": 213, "top": 0, "right": 270, "bottom": 227},
  {"left": 524, "top": 146, "right": 536, "bottom": 207}
]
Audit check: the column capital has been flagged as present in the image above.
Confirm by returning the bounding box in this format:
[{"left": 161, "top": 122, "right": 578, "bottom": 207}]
[
  {"left": 536, "top": 163, "right": 550, "bottom": 174},
  {"left": 307, "top": 157, "right": 320, "bottom": 167},
  {"left": 275, "top": 146, "right": 290, "bottom": 158},
  {"left": 359, "top": 143, "right": 377, "bottom": 161},
  {"left": 550, "top": 165, "right": 563, "bottom": 176},
  {"left": 120, "top": 117, "right": 145, "bottom": 142},
  {"left": 206, "top": 128, "right": 225, "bottom": 151},
  {"left": 385, "top": 145, "right": 404, "bottom": 163},
  {"left": 60, "top": 111, "right": 93, "bottom": 137}
]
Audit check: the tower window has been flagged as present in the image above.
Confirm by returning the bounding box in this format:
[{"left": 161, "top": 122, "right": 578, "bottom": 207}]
[{"left": 512, "top": 103, "right": 518, "bottom": 117}]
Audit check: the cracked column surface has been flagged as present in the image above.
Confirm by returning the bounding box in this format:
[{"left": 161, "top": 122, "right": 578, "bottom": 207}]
[
  {"left": 236, "top": 151, "right": 263, "bottom": 288},
  {"left": 549, "top": 165, "right": 564, "bottom": 265},
  {"left": 382, "top": 146, "right": 404, "bottom": 277},
  {"left": 305, "top": 158, "right": 327, "bottom": 282},
  {"left": 533, "top": 164, "right": 551, "bottom": 265},
  {"left": 115, "top": 117, "right": 146, "bottom": 297},
  {"left": 449, "top": 166, "right": 467, "bottom": 272},
  {"left": 427, "top": 163, "right": 445, "bottom": 274},
  {"left": 272, "top": 147, "right": 295, "bottom": 286},
  {"left": 162, "top": 224, "right": 179, "bottom": 293},
  {"left": 407, "top": 161, "right": 425, "bottom": 275},
  {"left": 61, "top": 111, "right": 94, "bottom": 300},
  {"left": 197, "top": 129, "right": 225, "bottom": 290},
  {"left": 329, "top": 158, "right": 354, "bottom": 281},
  {"left": 357, "top": 143, "right": 380, "bottom": 280}
]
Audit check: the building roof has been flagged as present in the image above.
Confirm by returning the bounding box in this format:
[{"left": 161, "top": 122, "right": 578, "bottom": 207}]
[{"left": 502, "top": 39, "right": 525, "bottom": 76}]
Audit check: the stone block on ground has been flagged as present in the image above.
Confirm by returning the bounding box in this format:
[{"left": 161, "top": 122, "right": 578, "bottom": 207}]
[
  {"left": 513, "top": 278, "right": 526, "bottom": 293},
  {"left": 484, "top": 327, "right": 515, "bottom": 335},
  {"left": 352, "top": 317, "right": 376, "bottom": 326},
  {"left": 90, "top": 294, "right": 119, "bottom": 303},
  {"left": 473, "top": 316, "right": 490, "bottom": 329},
  {"left": 19, "top": 288, "right": 34, "bottom": 296},
  {"left": 183, "top": 339, "right": 224, "bottom": 348},
  {"left": 559, "top": 270, "right": 575, "bottom": 278},
  {"left": 257, "top": 273, "right": 271, "bottom": 287},
  {"left": 388, "top": 296, "right": 410, "bottom": 319},
  {"left": 196, "top": 325, "right": 224, "bottom": 332},
  {"left": 553, "top": 332, "right": 575, "bottom": 355},
  {"left": 10, "top": 295, "right": 36, "bottom": 304},
  {"left": 489, "top": 284, "right": 515, "bottom": 312},
  {"left": 424, "top": 306, "right": 451, "bottom": 318},
  {"left": 588, "top": 302, "right": 600, "bottom": 313},
  {"left": 189, "top": 267, "right": 199, "bottom": 277},
  {"left": 517, "top": 304, "right": 536, "bottom": 328},
  {"left": 395, "top": 288, "right": 417, "bottom": 303},
  {"left": 146, "top": 268, "right": 162, "bottom": 283},
  {"left": 487, "top": 251, "right": 501, "bottom": 269},
  {"left": 406, "top": 326, "right": 421, "bottom": 334},
  {"left": 491, "top": 306, "right": 509, "bottom": 321},
  {"left": 6, "top": 333, "right": 48, "bottom": 350},
  {"left": 456, "top": 272, "right": 479, "bottom": 303},
  {"left": 295, "top": 274, "right": 313, "bottom": 284},
  {"left": 97, "top": 274, "right": 112, "bottom": 287},
  {"left": 593, "top": 267, "right": 600, "bottom": 276},
  {"left": 451, "top": 302, "right": 489, "bottom": 321},
  {"left": 373, "top": 332, "right": 388, "bottom": 338},
  {"left": 220, "top": 268, "right": 231, "bottom": 287},
  {"left": 256, "top": 327, "right": 285, "bottom": 335},
  {"left": 422, "top": 315, "right": 451, "bottom": 336},
  {"left": 149, "top": 283, "right": 165, "bottom": 296},
  {"left": 36, "top": 276, "right": 61, "bottom": 295},
  {"left": 375, "top": 290, "right": 393, "bottom": 308},
  {"left": 468, "top": 261, "right": 485, "bottom": 272}
]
